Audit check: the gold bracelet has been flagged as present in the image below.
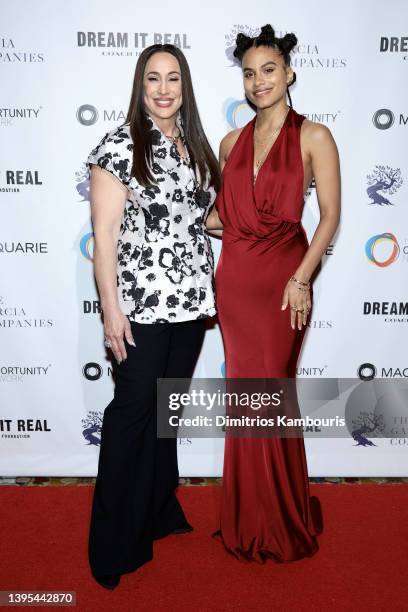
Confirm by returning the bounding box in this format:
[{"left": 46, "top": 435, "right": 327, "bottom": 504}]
[{"left": 290, "top": 275, "right": 310, "bottom": 288}]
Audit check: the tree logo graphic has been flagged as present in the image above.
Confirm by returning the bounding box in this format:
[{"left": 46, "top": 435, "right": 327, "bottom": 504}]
[
  {"left": 225, "top": 25, "right": 259, "bottom": 66},
  {"left": 75, "top": 163, "right": 90, "bottom": 203},
  {"left": 351, "top": 412, "right": 385, "bottom": 447},
  {"left": 366, "top": 165, "right": 402, "bottom": 206},
  {"left": 82, "top": 410, "right": 103, "bottom": 446}
]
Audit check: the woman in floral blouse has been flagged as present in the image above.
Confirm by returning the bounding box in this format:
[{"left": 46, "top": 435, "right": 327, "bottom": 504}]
[{"left": 86, "top": 44, "right": 220, "bottom": 590}]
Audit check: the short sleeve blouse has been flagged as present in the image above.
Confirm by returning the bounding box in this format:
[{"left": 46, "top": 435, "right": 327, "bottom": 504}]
[
  {"left": 86, "top": 113, "right": 217, "bottom": 324},
  {"left": 87, "top": 125, "right": 132, "bottom": 187}
]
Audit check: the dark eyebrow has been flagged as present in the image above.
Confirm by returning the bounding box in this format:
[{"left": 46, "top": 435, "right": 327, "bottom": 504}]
[
  {"left": 146, "top": 70, "right": 181, "bottom": 76},
  {"left": 243, "top": 61, "right": 277, "bottom": 71}
]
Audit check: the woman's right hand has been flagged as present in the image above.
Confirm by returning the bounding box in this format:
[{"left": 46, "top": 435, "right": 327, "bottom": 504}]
[{"left": 103, "top": 305, "right": 136, "bottom": 364}]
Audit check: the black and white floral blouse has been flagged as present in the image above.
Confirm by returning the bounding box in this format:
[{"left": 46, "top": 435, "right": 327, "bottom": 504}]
[{"left": 86, "top": 113, "right": 216, "bottom": 323}]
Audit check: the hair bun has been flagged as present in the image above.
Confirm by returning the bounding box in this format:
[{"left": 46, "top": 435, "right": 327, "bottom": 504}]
[
  {"left": 257, "top": 24, "right": 276, "bottom": 46},
  {"left": 233, "top": 32, "right": 253, "bottom": 59},
  {"left": 233, "top": 24, "right": 297, "bottom": 64},
  {"left": 236, "top": 32, "right": 249, "bottom": 45},
  {"left": 260, "top": 24, "right": 275, "bottom": 38},
  {"left": 279, "top": 32, "right": 298, "bottom": 54}
]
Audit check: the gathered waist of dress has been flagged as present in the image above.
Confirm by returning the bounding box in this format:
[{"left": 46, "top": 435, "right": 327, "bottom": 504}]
[{"left": 221, "top": 217, "right": 303, "bottom": 243}]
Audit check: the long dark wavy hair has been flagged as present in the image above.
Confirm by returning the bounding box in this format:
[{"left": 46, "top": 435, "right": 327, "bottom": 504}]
[{"left": 126, "top": 44, "right": 221, "bottom": 191}]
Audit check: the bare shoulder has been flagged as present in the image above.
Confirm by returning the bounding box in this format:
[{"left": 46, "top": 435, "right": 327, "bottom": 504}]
[
  {"left": 301, "top": 119, "right": 336, "bottom": 150},
  {"left": 219, "top": 127, "right": 243, "bottom": 162}
]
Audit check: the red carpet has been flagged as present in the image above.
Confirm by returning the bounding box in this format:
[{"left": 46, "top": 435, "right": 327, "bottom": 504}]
[{"left": 0, "top": 484, "right": 407, "bottom": 611}]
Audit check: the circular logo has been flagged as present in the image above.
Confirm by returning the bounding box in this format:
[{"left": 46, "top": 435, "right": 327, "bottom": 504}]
[
  {"left": 357, "top": 363, "right": 377, "bottom": 381},
  {"left": 225, "top": 99, "right": 255, "bottom": 129},
  {"left": 80, "top": 232, "right": 94, "bottom": 261},
  {"left": 365, "top": 233, "right": 400, "bottom": 267},
  {"left": 83, "top": 362, "right": 103, "bottom": 381},
  {"left": 372, "top": 108, "right": 394, "bottom": 130},
  {"left": 77, "top": 104, "right": 99, "bottom": 126}
]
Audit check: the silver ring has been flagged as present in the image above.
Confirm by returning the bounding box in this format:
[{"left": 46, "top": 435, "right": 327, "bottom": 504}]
[{"left": 104, "top": 338, "right": 111, "bottom": 348}]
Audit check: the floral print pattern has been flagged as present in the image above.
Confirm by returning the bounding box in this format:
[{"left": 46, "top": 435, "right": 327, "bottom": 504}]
[
  {"left": 87, "top": 113, "right": 216, "bottom": 323},
  {"left": 159, "top": 242, "right": 195, "bottom": 284}
]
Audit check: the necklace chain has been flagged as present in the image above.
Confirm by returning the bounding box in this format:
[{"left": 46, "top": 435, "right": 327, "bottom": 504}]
[
  {"left": 164, "top": 127, "right": 182, "bottom": 144},
  {"left": 253, "top": 107, "right": 290, "bottom": 183}
]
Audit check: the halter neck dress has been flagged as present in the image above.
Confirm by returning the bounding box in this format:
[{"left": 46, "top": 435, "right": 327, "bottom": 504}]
[{"left": 213, "top": 107, "right": 323, "bottom": 562}]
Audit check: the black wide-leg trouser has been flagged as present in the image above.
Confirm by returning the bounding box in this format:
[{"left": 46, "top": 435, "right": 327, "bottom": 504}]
[{"left": 88, "top": 318, "right": 206, "bottom": 576}]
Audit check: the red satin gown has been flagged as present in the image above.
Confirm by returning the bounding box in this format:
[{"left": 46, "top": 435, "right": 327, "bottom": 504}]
[{"left": 213, "top": 107, "right": 323, "bottom": 562}]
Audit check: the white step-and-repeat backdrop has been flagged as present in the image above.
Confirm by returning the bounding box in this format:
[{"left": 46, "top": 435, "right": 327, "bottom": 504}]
[{"left": 1, "top": 0, "right": 407, "bottom": 475}]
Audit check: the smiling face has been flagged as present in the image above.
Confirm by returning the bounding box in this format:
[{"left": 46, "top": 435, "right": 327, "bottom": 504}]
[
  {"left": 143, "top": 51, "right": 183, "bottom": 122},
  {"left": 242, "top": 45, "right": 293, "bottom": 110}
]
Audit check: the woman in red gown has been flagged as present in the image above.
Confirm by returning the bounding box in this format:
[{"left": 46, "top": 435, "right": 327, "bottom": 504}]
[{"left": 207, "top": 25, "right": 341, "bottom": 562}]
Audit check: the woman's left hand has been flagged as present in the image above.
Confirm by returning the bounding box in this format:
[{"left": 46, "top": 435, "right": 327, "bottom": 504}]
[{"left": 281, "top": 278, "right": 312, "bottom": 330}]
